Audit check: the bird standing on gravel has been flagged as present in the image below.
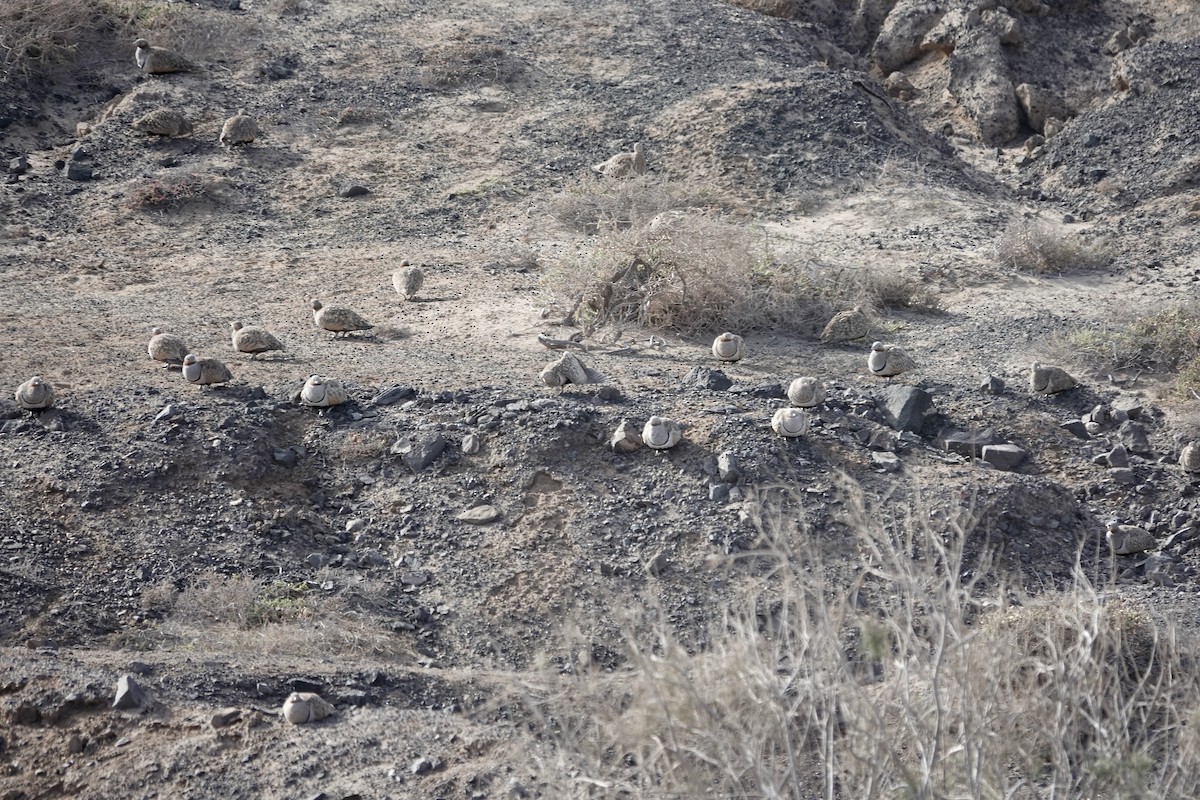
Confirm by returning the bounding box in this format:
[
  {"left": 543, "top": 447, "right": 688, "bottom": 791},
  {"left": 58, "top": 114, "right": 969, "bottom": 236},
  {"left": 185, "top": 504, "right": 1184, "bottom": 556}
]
[
  {"left": 593, "top": 142, "right": 646, "bottom": 178},
  {"left": 868, "top": 341, "right": 915, "bottom": 378},
  {"left": 230, "top": 322, "right": 285, "bottom": 359},
  {"left": 219, "top": 109, "right": 257, "bottom": 147},
  {"left": 310, "top": 299, "right": 374, "bottom": 338},
  {"left": 711, "top": 332, "right": 746, "bottom": 362},
  {"left": 148, "top": 327, "right": 189, "bottom": 368},
  {"left": 820, "top": 306, "right": 869, "bottom": 343},
  {"left": 771, "top": 407, "right": 809, "bottom": 437},
  {"left": 134, "top": 39, "right": 194, "bottom": 75},
  {"left": 393, "top": 260, "right": 424, "bottom": 301},
  {"left": 182, "top": 354, "right": 232, "bottom": 387},
  {"left": 298, "top": 375, "right": 349, "bottom": 407},
  {"left": 786, "top": 376, "right": 825, "bottom": 408},
  {"left": 1030, "top": 362, "right": 1077, "bottom": 394},
  {"left": 15, "top": 376, "right": 54, "bottom": 410},
  {"left": 642, "top": 416, "right": 682, "bottom": 450},
  {"left": 132, "top": 109, "right": 193, "bottom": 137}
]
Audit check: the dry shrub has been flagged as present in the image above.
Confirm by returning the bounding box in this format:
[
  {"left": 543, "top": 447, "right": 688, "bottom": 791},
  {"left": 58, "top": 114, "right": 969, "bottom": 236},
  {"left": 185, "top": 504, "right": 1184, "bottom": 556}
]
[
  {"left": 547, "top": 176, "right": 712, "bottom": 234},
  {"left": 1056, "top": 304, "right": 1200, "bottom": 394},
  {"left": 994, "top": 216, "right": 1110, "bottom": 274},
  {"left": 419, "top": 41, "right": 525, "bottom": 88},
  {"left": 132, "top": 1, "right": 267, "bottom": 64},
  {"left": 0, "top": 0, "right": 112, "bottom": 82},
  {"left": 546, "top": 215, "right": 831, "bottom": 336},
  {"left": 823, "top": 263, "right": 944, "bottom": 313},
  {"left": 126, "top": 173, "right": 225, "bottom": 211},
  {"left": 164, "top": 570, "right": 409, "bottom": 658},
  {"left": 492, "top": 480, "right": 1200, "bottom": 799}
]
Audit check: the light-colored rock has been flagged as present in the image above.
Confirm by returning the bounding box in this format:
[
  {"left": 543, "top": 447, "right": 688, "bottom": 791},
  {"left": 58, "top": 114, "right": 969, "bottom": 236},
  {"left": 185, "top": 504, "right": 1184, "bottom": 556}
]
[
  {"left": 281, "top": 692, "right": 335, "bottom": 725},
  {"left": 310, "top": 299, "right": 373, "bottom": 337},
  {"left": 462, "top": 433, "right": 482, "bottom": 454},
  {"left": 299, "top": 375, "right": 349, "bottom": 407},
  {"left": 868, "top": 341, "right": 916, "bottom": 378},
  {"left": 786, "top": 377, "right": 826, "bottom": 408},
  {"left": 981, "top": 443, "right": 1026, "bottom": 470},
  {"left": 15, "top": 376, "right": 55, "bottom": 410},
  {"left": 148, "top": 327, "right": 188, "bottom": 367},
  {"left": 821, "top": 305, "right": 870, "bottom": 343},
  {"left": 230, "top": 322, "right": 284, "bottom": 358},
  {"left": 219, "top": 109, "right": 257, "bottom": 146},
  {"left": 182, "top": 354, "right": 232, "bottom": 386},
  {"left": 642, "top": 416, "right": 682, "bottom": 450},
  {"left": 131, "top": 108, "right": 192, "bottom": 137},
  {"left": 113, "top": 674, "right": 146, "bottom": 710},
  {"left": 869, "top": 0, "right": 944, "bottom": 74},
  {"left": 1030, "top": 362, "right": 1077, "bottom": 394},
  {"left": 540, "top": 351, "right": 600, "bottom": 388},
  {"left": 1014, "top": 84, "right": 1067, "bottom": 135},
  {"left": 134, "top": 39, "right": 194, "bottom": 75},
  {"left": 771, "top": 407, "right": 810, "bottom": 438},
  {"left": 393, "top": 260, "right": 424, "bottom": 300},
  {"left": 593, "top": 142, "right": 646, "bottom": 178},
  {"left": 1106, "top": 522, "right": 1156, "bottom": 555},
  {"left": 945, "top": 29, "right": 1019, "bottom": 146},
  {"left": 1180, "top": 442, "right": 1200, "bottom": 473},
  {"left": 610, "top": 419, "right": 643, "bottom": 453},
  {"left": 457, "top": 505, "right": 500, "bottom": 524},
  {"left": 711, "top": 332, "right": 746, "bottom": 362}
]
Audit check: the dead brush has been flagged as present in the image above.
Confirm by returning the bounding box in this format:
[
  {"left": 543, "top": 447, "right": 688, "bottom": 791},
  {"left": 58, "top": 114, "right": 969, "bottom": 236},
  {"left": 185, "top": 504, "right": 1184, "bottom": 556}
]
[
  {"left": 489, "top": 479, "right": 1200, "bottom": 798},
  {"left": 547, "top": 175, "right": 712, "bottom": 235},
  {"left": 418, "top": 40, "right": 525, "bottom": 88},
  {"left": 994, "top": 215, "right": 1110, "bottom": 274},
  {"left": 0, "top": 0, "right": 112, "bottom": 82},
  {"left": 545, "top": 215, "right": 833, "bottom": 336},
  {"left": 125, "top": 172, "right": 223, "bottom": 211}
]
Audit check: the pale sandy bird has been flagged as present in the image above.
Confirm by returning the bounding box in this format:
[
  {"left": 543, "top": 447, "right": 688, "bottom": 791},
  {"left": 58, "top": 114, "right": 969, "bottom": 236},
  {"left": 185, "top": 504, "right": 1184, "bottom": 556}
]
[
  {"left": 230, "top": 322, "right": 285, "bottom": 359},
  {"left": 593, "top": 142, "right": 646, "bottom": 178},
  {"left": 281, "top": 692, "right": 336, "bottom": 725},
  {"left": 642, "top": 416, "right": 682, "bottom": 450},
  {"left": 299, "top": 375, "right": 350, "bottom": 407},
  {"left": 540, "top": 351, "right": 602, "bottom": 389},
  {"left": 1030, "top": 362, "right": 1077, "bottom": 394},
  {"left": 182, "top": 354, "right": 232, "bottom": 386},
  {"left": 868, "top": 341, "right": 916, "bottom": 378},
  {"left": 786, "top": 376, "right": 826, "bottom": 408},
  {"left": 134, "top": 39, "right": 194, "bottom": 75},
  {"left": 147, "top": 327, "right": 188, "bottom": 367},
  {"left": 1180, "top": 442, "right": 1200, "bottom": 473},
  {"left": 820, "top": 306, "right": 869, "bottom": 344},
  {"left": 392, "top": 259, "right": 424, "bottom": 301},
  {"left": 15, "top": 376, "right": 54, "bottom": 410},
  {"left": 310, "top": 299, "right": 373, "bottom": 338},
  {"left": 771, "top": 407, "right": 810, "bottom": 437},
  {"left": 711, "top": 332, "right": 746, "bottom": 362},
  {"left": 219, "top": 109, "right": 257, "bottom": 147},
  {"left": 1106, "top": 521, "right": 1156, "bottom": 555},
  {"left": 131, "top": 108, "right": 193, "bottom": 137}
]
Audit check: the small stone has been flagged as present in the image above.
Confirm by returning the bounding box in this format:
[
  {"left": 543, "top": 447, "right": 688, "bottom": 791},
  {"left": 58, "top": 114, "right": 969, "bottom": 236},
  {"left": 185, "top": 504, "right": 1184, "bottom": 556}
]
[
  {"left": 64, "top": 162, "right": 92, "bottom": 181},
  {"left": 1106, "top": 444, "right": 1130, "bottom": 468},
  {"left": 716, "top": 452, "right": 741, "bottom": 483},
  {"left": 680, "top": 365, "right": 732, "bottom": 391},
  {"left": 1109, "top": 467, "right": 1137, "bottom": 485},
  {"left": 211, "top": 707, "right": 241, "bottom": 729},
  {"left": 981, "top": 444, "right": 1025, "bottom": 470},
  {"left": 345, "top": 518, "right": 366, "bottom": 534},
  {"left": 709, "top": 483, "right": 730, "bottom": 502},
  {"left": 871, "top": 452, "right": 901, "bottom": 472},
  {"left": 373, "top": 385, "right": 416, "bottom": 406},
  {"left": 400, "top": 571, "right": 430, "bottom": 586},
  {"left": 411, "top": 757, "right": 436, "bottom": 775},
  {"left": 1060, "top": 419, "right": 1089, "bottom": 439},
  {"left": 1111, "top": 396, "right": 1143, "bottom": 419},
  {"left": 1115, "top": 420, "right": 1152, "bottom": 455},
  {"left": 610, "top": 419, "right": 643, "bottom": 453},
  {"left": 395, "top": 433, "right": 446, "bottom": 473},
  {"left": 462, "top": 433, "right": 482, "bottom": 454},
  {"left": 876, "top": 385, "right": 932, "bottom": 432},
  {"left": 937, "top": 427, "right": 999, "bottom": 457},
  {"left": 457, "top": 505, "right": 500, "bottom": 524},
  {"left": 306, "top": 553, "right": 328, "bottom": 569},
  {"left": 113, "top": 674, "right": 145, "bottom": 711},
  {"left": 980, "top": 376, "right": 1005, "bottom": 395},
  {"left": 339, "top": 183, "right": 370, "bottom": 198},
  {"left": 8, "top": 155, "right": 28, "bottom": 175}
]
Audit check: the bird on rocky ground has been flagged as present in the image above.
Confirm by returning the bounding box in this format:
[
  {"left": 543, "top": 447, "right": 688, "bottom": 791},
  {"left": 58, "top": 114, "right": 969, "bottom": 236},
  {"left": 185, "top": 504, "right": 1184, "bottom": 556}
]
[
  {"left": 1106, "top": 521, "right": 1157, "bottom": 555},
  {"left": 230, "top": 322, "right": 285, "bottom": 359},
  {"left": 820, "top": 306, "right": 869, "bottom": 344},
  {"left": 182, "top": 354, "right": 232, "bottom": 386},
  {"left": 298, "top": 375, "right": 350, "bottom": 407},
  {"left": 593, "top": 142, "right": 646, "bottom": 178},
  {"left": 868, "top": 341, "right": 916, "bottom": 378},
  {"left": 642, "top": 416, "right": 682, "bottom": 450},
  {"left": 131, "top": 108, "right": 193, "bottom": 137},
  {"left": 282, "top": 692, "right": 336, "bottom": 725},
  {"left": 711, "top": 332, "right": 746, "bottom": 362},
  {"left": 148, "top": 327, "right": 189, "bottom": 368},
  {"left": 310, "top": 299, "right": 373, "bottom": 337},
  {"left": 786, "top": 376, "right": 826, "bottom": 408},
  {"left": 1180, "top": 442, "right": 1200, "bottom": 473},
  {"left": 392, "top": 259, "right": 424, "bottom": 301},
  {"left": 771, "top": 407, "right": 810, "bottom": 438},
  {"left": 15, "top": 376, "right": 54, "bottom": 410},
  {"left": 539, "top": 350, "right": 602, "bottom": 389},
  {"left": 1030, "top": 362, "right": 1077, "bottom": 394},
  {"left": 134, "top": 39, "right": 194, "bottom": 75},
  {"left": 219, "top": 109, "right": 257, "bottom": 147}
]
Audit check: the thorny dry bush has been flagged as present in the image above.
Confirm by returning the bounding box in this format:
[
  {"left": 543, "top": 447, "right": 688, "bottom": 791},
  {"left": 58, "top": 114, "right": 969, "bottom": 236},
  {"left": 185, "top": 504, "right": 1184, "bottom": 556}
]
[
  {"left": 994, "top": 216, "right": 1110, "bottom": 274},
  {"left": 491, "top": 479, "right": 1200, "bottom": 799},
  {"left": 0, "top": 0, "right": 111, "bottom": 82},
  {"left": 126, "top": 173, "right": 227, "bottom": 212},
  {"left": 418, "top": 40, "right": 526, "bottom": 88}
]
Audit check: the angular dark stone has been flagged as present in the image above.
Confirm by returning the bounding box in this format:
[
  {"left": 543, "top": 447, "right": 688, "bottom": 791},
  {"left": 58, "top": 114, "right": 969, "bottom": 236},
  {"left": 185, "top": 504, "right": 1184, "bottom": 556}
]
[
  {"left": 112, "top": 674, "right": 145, "bottom": 710},
  {"left": 680, "top": 366, "right": 732, "bottom": 391},
  {"left": 64, "top": 162, "right": 92, "bottom": 181},
  {"left": 394, "top": 433, "right": 446, "bottom": 472},
  {"left": 8, "top": 155, "right": 28, "bottom": 175},
  {"left": 1060, "top": 419, "right": 1089, "bottom": 439},
  {"left": 1115, "top": 420, "right": 1152, "bottom": 455},
  {"left": 876, "top": 385, "right": 932, "bottom": 432},
  {"left": 339, "top": 183, "right": 370, "bottom": 198},
  {"left": 981, "top": 444, "right": 1026, "bottom": 470},
  {"left": 937, "top": 427, "right": 999, "bottom": 457},
  {"left": 373, "top": 385, "right": 416, "bottom": 406}
]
